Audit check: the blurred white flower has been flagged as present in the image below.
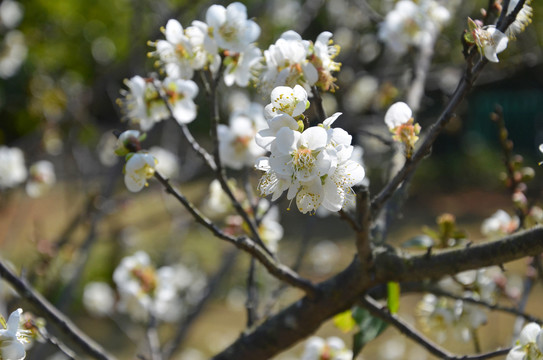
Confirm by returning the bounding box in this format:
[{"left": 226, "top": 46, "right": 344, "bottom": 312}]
[
  {"left": 256, "top": 200, "right": 283, "bottom": 253},
  {"left": 309, "top": 240, "right": 340, "bottom": 275},
  {"left": 206, "top": 2, "right": 260, "bottom": 53},
  {"left": 0, "top": 30, "right": 27, "bottom": 79},
  {"left": 301, "top": 336, "right": 352, "bottom": 360},
  {"left": 124, "top": 152, "right": 157, "bottom": 192},
  {"left": 344, "top": 76, "right": 378, "bottom": 113},
  {"left": 0, "top": 146, "right": 26, "bottom": 189},
  {"left": 218, "top": 103, "right": 267, "bottom": 169},
  {"left": 25, "top": 160, "right": 55, "bottom": 198},
  {"left": 0, "top": 0, "right": 23, "bottom": 29},
  {"left": 149, "top": 146, "right": 179, "bottom": 180},
  {"left": 481, "top": 210, "right": 518, "bottom": 238},
  {"left": 223, "top": 44, "right": 262, "bottom": 87},
  {"left": 83, "top": 282, "right": 115, "bottom": 317},
  {"left": 378, "top": 0, "right": 450, "bottom": 55}
]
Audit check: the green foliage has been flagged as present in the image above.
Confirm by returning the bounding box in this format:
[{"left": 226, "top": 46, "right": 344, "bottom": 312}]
[{"left": 352, "top": 307, "right": 388, "bottom": 358}]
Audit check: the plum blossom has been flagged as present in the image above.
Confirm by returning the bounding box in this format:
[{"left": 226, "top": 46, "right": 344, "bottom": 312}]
[
  {"left": 218, "top": 103, "right": 267, "bottom": 169},
  {"left": 0, "top": 308, "right": 28, "bottom": 360},
  {"left": 0, "top": 146, "right": 27, "bottom": 189},
  {"left": 223, "top": 44, "right": 262, "bottom": 87},
  {"left": 259, "top": 31, "right": 317, "bottom": 93},
  {"left": 481, "top": 210, "right": 519, "bottom": 238},
  {"left": 118, "top": 76, "right": 168, "bottom": 131},
  {"left": 124, "top": 152, "right": 157, "bottom": 192},
  {"left": 206, "top": 2, "right": 260, "bottom": 53},
  {"left": 255, "top": 200, "right": 283, "bottom": 253},
  {"left": 300, "top": 336, "right": 352, "bottom": 360},
  {"left": 151, "top": 19, "right": 206, "bottom": 80},
  {"left": 161, "top": 77, "right": 199, "bottom": 124},
  {"left": 385, "top": 102, "right": 420, "bottom": 157},
  {"left": 378, "top": 0, "right": 450, "bottom": 55},
  {"left": 467, "top": 19, "right": 508, "bottom": 63},
  {"left": 113, "top": 251, "right": 206, "bottom": 322},
  {"left": 25, "top": 160, "right": 55, "bottom": 198},
  {"left": 256, "top": 85, "right": 309, "bottom": 151},
  {"left": 507, "top": 322, "right": 543, "bottom": 360},
  {"left": 311, "top": 31, "right": 341, "bottom": 92},
  {"left": 256, "top": 87, "right": 364, "bottom": 213},
  {"left": 115, "top": 130, "right": 144, "bottom": 157}
]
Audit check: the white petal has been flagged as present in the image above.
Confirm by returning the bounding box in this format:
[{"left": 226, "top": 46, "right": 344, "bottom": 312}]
[
  {"left": 164, "top": 19, "right": 185, "bottom": 44},
  {"left": 506, "top": 346, "right": 526, "bottom": 360},
  {"left": 206, "top": 5, "right": 226, "bottom": 27},
  {"left": 385, "top": 102, "right": 412, "bottom": 129},
  {"left": 300, "top": 126, "right": 328, "bottom": 150},
  {"left": 519, "top": 322, "right": 541, "bottom": 345},
  {"left": 296, "top": 180, "right": 323, "bottom": 213}
]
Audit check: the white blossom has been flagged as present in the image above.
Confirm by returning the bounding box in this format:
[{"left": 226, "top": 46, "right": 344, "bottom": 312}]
[
  {"left": 0, "top": 309, "right": 27, "bottom": 360},
  {"left": 118, "top": 76, "right": 168, "bottom": 131},
  {"left": 152, "top": 19, "right": 204, "bottom": 80},
  {"left": 259, "top": 31, "right": 317, "bottom": 93},
  {"left": 378, "top": 0, "right": 450, "bottom": 55},
  {"left": 223, "top": 44, "right": 262, "bottom": 87},
  {"left": 385, "top": 102, "right": 412, "bottom": 130},
  {"left": 471, "top": 24, "right": 509, "bottom": 63},
  {"left": 218, "top": 103, "right": 267, "bottom": 169},
  {"left": 506, "top": 0, "right": 533, "bottom": 39},
  {"left": 161, "top": 77, "right": 199, "bottom": 125},
  {"left": 0, "top": 146, "right": 27, "bottom": 189},
  {"left": 206, "top": 2, "right": 260, "bottom": 53},
  {"left": 507, "top": 322, "right": 543, "bottom": 360},
  {"left": 25, "top": 160, "right": 55, "bottom": 198},
  {"left": 124, "top": 152, "right": 157, "bottom": 192}
]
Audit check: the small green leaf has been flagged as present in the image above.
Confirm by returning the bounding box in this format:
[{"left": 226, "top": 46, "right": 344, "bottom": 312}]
[
  {"left": 351, "top": 307, "right": 388, "bottom": 358},
  {"left": 387, "top": 282, "right": 400, "bottom": 314},
  {"left": 333, "top": 309, "right": 356, "bottom": 333},
  {"left": 401, "top": 235, "right": 434, "bottom": 249}
]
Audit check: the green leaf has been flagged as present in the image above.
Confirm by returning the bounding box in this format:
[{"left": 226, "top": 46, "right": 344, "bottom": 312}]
[
  {"left": 352, "top": 307, "right": 388, "bottom": 358},
  {"left": 387, "top": 282, "right": 400, "bottom": 314},
  {"left": 333, "top": 309, "right": 356, "bottom": 333},
  {"left": 401, "top": 235, "right": 434, "bottom": 249}
]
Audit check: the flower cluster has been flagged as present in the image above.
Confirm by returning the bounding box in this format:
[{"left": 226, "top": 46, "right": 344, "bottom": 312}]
[
  {"left": 378, "top": 0, "right": 451, "bottom": 55},
  {"left": 507, "top": 322, "right": 543, "bottom": 360},
  {"left": 300, "top": 336, "right": 352, "bottom": 360},
  {"left": 255, "top": 85, "right": 365, "bottom": 214},
  {"left": 111, "top": 251, "right": 206, "bottom": 323},
  {"left": 117, "top": 75, "right": 198, "bottom": 131},
  {"left": 259, "top": 30, "right": 341, "bottom": 94},
  {"left": 149, "top": 2, "right": 261, "bottom": 88},
  {"left": 480, "top": 209, "right": 519, "bottom": 238}
]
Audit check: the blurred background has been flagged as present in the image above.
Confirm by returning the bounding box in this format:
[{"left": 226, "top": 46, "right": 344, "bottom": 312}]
[{"left": 0, "top": 0, "right": 543, "bottom": 359}]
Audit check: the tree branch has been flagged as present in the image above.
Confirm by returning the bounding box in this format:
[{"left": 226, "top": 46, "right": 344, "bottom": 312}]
[
  {"left": 212, "top": 226, "right": 543, "bottom": 359},
  {"left": 0, "top": 260, "right": 115, "bottom": 360}
]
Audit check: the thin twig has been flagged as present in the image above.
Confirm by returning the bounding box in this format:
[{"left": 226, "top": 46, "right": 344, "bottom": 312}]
[
  {"left": 0, "top": 260, "right": 115, "bottom": 360},
  {"left": 361, "top": 295, "right": 510, "bottom": 360},
  {"left": 146, "top": 314, "right": 162, "bottom": 360},
  {"left": 153, "top": 172, "right": 317, "bottom": 296},
  {"left": 426, "top": 286, "right": 543, "bottom": 324}
]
